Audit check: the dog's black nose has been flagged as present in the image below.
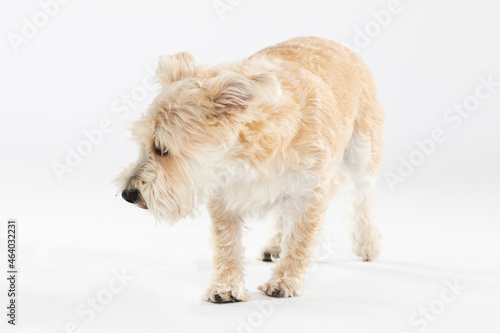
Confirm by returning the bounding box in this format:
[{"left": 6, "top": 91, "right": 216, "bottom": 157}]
[{"left": 122, "top": 188, "right": 140, "bottom": 204}]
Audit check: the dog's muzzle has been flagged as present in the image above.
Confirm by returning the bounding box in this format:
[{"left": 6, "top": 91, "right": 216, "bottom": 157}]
[{"left": 121, "top": 188, "right": 147, "bottom": 209}]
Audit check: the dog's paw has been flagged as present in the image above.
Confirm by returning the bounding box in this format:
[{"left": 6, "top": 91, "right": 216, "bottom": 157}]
[
  {"left": 352, "top": 231, "right": 381, "bottom": 261},
  {"left": 205, "top": 282, "right": 248, "bottom": 303},
  {"left": 259, "top": 249, "right": 280, "bottom": 262},
  {"left": 258, "top": 276, "right": 303, "bottom": 298},
  {"left": 259, "top": 244, "right": 281, "bottom": 262}
]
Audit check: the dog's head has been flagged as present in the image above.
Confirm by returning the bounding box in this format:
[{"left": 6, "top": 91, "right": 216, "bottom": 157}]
[{"left": 116, "top": 52, "right": 281, "bottom": 223}]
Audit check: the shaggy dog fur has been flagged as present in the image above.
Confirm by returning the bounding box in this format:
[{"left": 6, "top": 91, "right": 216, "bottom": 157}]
[{"left": 116, "top": 37, "right": 384, "bottom": 303}]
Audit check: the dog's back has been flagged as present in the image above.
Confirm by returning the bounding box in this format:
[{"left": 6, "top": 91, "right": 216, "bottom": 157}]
[{"left": 250, "top": 36, "right": 384, "bottom": 174}]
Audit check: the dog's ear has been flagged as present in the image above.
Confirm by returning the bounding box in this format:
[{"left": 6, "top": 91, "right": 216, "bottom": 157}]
[
  {"left": 155, "top": 52, "right": 196, "bottom": 87},
  {"left": 205, "top": 72, "right": 281, "bottom": 118}
]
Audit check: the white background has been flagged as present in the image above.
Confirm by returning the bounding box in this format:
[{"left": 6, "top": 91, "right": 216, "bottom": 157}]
[{"left": 1, "top": 1, "right": 499, "bottom": 332}]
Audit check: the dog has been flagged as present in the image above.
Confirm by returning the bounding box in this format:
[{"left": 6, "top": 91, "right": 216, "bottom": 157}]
[{"left": 116, "top": 37, "right": 384, "bottom": 303}]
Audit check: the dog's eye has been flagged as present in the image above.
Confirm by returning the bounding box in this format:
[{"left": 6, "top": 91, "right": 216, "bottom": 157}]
[{"left": 154, "top": 145, "right": 169, "bottom": 156}]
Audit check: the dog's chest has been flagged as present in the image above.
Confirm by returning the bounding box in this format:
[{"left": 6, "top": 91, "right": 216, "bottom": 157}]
[{"left": 218, "top": 160, "right": 315, "bottom": 216}]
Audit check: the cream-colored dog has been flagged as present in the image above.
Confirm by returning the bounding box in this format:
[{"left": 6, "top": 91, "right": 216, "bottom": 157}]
[{"left": 117, "top": 37, "right": 384, "bottom": 303}]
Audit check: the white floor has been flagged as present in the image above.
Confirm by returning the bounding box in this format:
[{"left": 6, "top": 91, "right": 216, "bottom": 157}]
[{"left": 1, "top": 174, "right": 499, "bottom": 333}]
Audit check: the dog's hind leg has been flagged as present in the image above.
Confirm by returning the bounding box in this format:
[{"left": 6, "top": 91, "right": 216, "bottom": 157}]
[
  {"left": 259, "top": 216, "right": 286, "bottom": 262},
  {"left": 340, "top": 94, "right": 384, "bottom": 261}
]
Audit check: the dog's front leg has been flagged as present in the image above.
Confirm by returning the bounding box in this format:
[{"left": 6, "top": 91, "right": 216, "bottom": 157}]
[
  {"left": 205, "top": 199, "right": 248, "bottom": 303},
  {"left": 259, "top": 194, "right": 328, "bottom": 298}
]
